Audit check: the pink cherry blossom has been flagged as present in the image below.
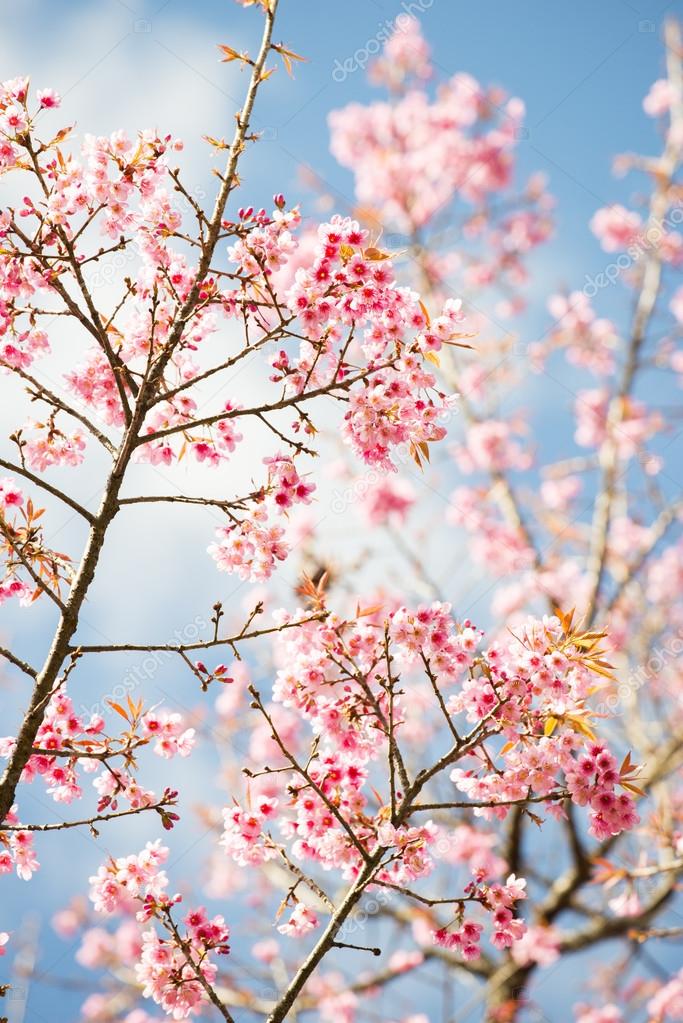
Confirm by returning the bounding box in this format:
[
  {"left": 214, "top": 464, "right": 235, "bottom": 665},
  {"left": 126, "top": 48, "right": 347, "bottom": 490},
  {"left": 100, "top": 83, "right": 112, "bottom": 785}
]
[
  {"left": 141, "top": 710, "right": 195, "bottom": 759},
  {"left": 647, "top": 969, "right": 683, "bottom": 1022},
  {"left": 36, "top": 88, "right": 61, "bottom": 109},
  {"left": 359, "top": 475, "right": 416, "bottom": 525},
  {"left": 277, "top": 901, "right": 319, "bottom": 937},
  {"left": 575, "top": 1006, "right": 624, "bottom": 1023},
  {"left": 643, "top": 78, "right": 675, "bottom": 117},
  {"left": 88, "top": 841, "right": 169, "bottom": 915},
  {"left": 590, "top": 205, "right": 642, "bottom": 252},
  {"left": 511, "top": 924, "right": 560, "bottom": 966},
  {"left": 0, "top": 12, "right": 681, "bottom": 1023}
]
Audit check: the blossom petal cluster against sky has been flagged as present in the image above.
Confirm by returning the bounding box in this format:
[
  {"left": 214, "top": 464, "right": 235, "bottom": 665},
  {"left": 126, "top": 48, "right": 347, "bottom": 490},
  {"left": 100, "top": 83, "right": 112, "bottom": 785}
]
[{"left": 1, "top": 1, "right": 683, "bottom": 1022}]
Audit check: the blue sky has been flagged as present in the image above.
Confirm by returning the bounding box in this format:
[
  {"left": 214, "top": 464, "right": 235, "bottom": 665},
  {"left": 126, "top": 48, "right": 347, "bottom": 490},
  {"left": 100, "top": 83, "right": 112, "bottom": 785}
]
[
  {"left": 1, "top": 0, "right": 676, "bottom": 246},
  {"left": 1, "top": 1, "right": 682, "bottom": 1020}
]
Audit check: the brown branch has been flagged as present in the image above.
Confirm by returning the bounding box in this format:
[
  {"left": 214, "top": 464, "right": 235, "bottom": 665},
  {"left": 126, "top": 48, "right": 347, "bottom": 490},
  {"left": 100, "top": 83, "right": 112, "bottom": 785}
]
[
  {"left": 421, "top": 651, "right": 461, "bottom": 744},
  {"left": 0, "top": 519, "right": 67, "bottom": 614},
  {"left": 68, "top": 613, "right": 326, "bottom": 656},
  {"left": 0, "top": 360, "right": 116, "bottom": 457},
  {"left": 409, "top": 790, "right": 568, "bottom": 813},
  {"left": 585, "top": 19, "right": 683, "bottom": 622},
  {"left": 136, "top": 361, "right": 392, "bottom": 448},
  {"left": 0, "top": 646, "right": 37, "bottom": 679},
  {"left": 266, "top": 851, "right": 385, "bottom": 1023},
  {"left": 249, "top": 683, "right": 372, "bottom": 863},
  {"left": 0, "top": 457, "right": 95, "bottom": 524},
  {"left": 0, "top": 0, "right": 281, "bottom": 825},
  {"left": 0, "top": 796, "right": 173, "bottom": 833},
  {"left": 604, "top": 498, "right": 683, "bottom": 614},
  {"left": 160, "top": 908, "right": 235, "bottom": 1023},
  {"left": 269, "top": 842, "right": 335, "bottom": 911}
]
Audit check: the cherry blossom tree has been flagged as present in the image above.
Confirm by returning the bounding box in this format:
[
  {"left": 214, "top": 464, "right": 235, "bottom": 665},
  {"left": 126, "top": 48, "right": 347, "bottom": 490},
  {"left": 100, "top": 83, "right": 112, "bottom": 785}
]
[{"left": 1, "top": 3, "right": 682, "bottom": 1022}]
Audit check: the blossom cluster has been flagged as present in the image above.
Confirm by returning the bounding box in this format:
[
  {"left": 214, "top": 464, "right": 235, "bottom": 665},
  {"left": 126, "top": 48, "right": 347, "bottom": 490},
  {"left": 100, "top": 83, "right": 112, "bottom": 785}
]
[
  {"left": 530, "top": 292, "right": 618, "bottom": 376},
  {"left": 433, "top": 874, "right": 527, "bottom": 957},
  {"left": 0, "top": 805, "right": 38, "bottom": 880},
  {"left": 89, "top": 840, "right": 169, "bottom": 915},
  {"left": 211, "top": 599, "right": 640, "bottom": 962},
  {"left": 0, "top": 475, "right": 31, "bottom": 606},
  {"left": 455, "top": 419, "right": 531, "bottom": 475},
  {"left": 0, "top": 689, "right": 189, "bottom": 848},
  {"left": 0, "top": 73, "right": 465, "bottom": 603},
  {"left": 277, "top": 215, "right": 459, "bottom": 470},
  {"left": 574, "top": 388, "right": 663, "bottom": 460},
  {"left": 329, "top": 16, "right": 552, "bottom": 310},
  {"left": 141, "top": 710, "right": 195, "bottom": 760},
  {"left": 208, "top": 453, "right": 316, "bottom": 580},
  {"left": 359, "top": 475, "right": 416, "bottom": 526},
  {"left": 329, "top": 68, "right": 525, "bottom": 231},
  {"left": 136, "top": 908, "right": 230, "bottom": 1020},
  {"left": 87, "top": 841, "right": 230, "bottom": 1019},
  {"left": 575, "top": 967, "right": 683, "bottom": 1023}
]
